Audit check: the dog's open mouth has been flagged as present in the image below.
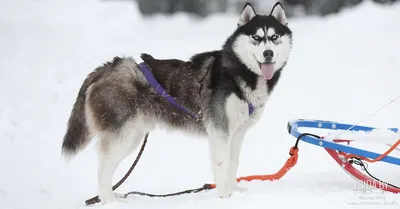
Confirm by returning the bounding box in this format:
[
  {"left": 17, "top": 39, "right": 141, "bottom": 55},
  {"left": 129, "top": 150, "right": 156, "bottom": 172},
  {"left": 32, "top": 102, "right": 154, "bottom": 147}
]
[
  {"left": 253, "top": 54, "right": 275, "bottom": 80},
  {"left": 259, "top": 62, "right": 275, "bottom": 80}
]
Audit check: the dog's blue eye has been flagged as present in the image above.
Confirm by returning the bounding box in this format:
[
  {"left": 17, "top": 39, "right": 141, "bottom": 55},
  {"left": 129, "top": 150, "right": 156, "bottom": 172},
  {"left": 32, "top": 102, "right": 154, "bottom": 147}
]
[
  {"left": 271, "top": 34, "right": 279, "bottom": 41},
  {"left": 252, "top": 35, "right": 261, "bottom": 41}
]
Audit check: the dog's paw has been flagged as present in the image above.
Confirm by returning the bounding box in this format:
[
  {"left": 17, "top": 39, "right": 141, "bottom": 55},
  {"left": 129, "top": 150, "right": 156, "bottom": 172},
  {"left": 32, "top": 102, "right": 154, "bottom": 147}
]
[
  {"left": 100, "top": 192, "right": 125, "bottom": 204},
  {"left": 114, "top": 192, "right": 125, "bottom": 199},
  {"left": 229, "top": 180, "right": 248, "bottom": 193},
  {"left": 100, "top": 196, "right": 116, "bottom": 205},
  {"left": 217, "top": 185, "right": 233, "bottom": 198}
]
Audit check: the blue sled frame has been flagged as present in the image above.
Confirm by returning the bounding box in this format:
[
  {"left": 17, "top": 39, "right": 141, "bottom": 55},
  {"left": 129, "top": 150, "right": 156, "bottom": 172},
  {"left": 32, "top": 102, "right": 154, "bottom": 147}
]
[{"left": 287, "top": 119, "right": 400, "bottom": 166}]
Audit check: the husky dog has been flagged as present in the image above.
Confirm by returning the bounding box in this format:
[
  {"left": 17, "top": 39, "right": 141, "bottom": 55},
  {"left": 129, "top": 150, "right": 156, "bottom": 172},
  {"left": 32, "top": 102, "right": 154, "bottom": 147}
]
[{"left": 61, "top": 2, "right": 293, "bottom": 204}]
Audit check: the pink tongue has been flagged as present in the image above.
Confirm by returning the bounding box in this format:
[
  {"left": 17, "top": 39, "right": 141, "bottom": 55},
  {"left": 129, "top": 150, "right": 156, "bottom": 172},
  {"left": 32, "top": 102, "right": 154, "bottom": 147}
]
[{"left": 261, "top": 63, "right": 274, "bottom": 80}]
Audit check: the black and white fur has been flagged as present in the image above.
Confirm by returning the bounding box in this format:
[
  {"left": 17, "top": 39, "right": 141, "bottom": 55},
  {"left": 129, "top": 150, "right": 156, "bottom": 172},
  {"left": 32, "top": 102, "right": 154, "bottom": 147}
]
[{"left": 61, "top": 2, "right": 292, "bottom": 204}]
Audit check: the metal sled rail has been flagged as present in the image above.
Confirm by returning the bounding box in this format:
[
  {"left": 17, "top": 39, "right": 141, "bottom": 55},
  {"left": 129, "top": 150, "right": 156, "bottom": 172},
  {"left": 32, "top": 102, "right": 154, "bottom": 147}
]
[{"left": 287, "top": 119, "right": 400, "bottom": 166}]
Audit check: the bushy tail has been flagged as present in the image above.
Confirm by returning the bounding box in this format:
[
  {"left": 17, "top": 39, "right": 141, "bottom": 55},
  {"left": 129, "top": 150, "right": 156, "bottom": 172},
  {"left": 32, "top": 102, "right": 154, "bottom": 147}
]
[{"left": 61, "top": 71, "right": 99, "bottom": 159}]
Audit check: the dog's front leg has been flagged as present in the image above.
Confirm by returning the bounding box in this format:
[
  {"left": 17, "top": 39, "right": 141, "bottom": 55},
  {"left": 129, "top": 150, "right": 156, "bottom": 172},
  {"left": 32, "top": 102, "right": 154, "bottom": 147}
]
[
  {"left": 207, "top": 94, "right": 249, "bottom": 198},
  {"left": 229, "top": 128, "right": 248, "bottom": 192},
  {"left": 208, "top": 131, "right": 232, "bottom": 198}
]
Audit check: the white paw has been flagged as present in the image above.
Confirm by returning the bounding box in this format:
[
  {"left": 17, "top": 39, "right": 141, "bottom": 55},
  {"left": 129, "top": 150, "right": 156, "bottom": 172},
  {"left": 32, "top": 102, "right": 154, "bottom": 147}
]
[
  {"left": 114, "top": 192, "right": 125, "bottom": 199},
  {"left": 100, "top": 195, "right": 116, "bottom": 204},
  {"left": 230, "top": 180, "right": 248, "bottom": 193},
  {"left": 100, "top": 192, "right": 125, "bottom": 204},
  {"left": 217, "top": 184, "right": 233, "bottom": 198}
]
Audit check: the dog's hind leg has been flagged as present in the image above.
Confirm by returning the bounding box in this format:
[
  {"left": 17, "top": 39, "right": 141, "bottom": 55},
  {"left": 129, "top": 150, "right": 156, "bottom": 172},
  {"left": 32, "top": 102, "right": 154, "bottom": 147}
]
[{"left": 96, "top": 122, "right": 148, "bottom": 204}]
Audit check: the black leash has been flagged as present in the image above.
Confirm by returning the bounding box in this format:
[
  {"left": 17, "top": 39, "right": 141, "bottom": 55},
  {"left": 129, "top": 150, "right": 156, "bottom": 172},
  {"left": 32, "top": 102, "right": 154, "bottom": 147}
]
[
  {"left": 123, "top": 184, "right": 214, "bottom": 198},
  {"left": 293, "top": 133, "right": 321, "bottom": 150}
]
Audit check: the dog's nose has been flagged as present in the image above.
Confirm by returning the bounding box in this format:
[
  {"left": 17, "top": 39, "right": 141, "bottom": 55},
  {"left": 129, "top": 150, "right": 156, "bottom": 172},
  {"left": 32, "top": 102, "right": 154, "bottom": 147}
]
[{"left": 263, "top": 50, "right": 274, "bottom": 59}]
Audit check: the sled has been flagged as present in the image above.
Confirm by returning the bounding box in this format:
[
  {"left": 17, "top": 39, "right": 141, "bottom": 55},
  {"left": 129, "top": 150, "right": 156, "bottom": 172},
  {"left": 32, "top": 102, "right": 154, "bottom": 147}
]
[{"left": 287, "top": 119, "right": 400, "bottom": 193}]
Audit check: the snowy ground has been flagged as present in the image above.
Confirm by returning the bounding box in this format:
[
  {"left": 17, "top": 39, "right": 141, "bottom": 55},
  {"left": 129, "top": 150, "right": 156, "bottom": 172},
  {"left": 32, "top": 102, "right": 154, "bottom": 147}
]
[{"left": 1, "top": 0, "right": 400, "bottom": 209}]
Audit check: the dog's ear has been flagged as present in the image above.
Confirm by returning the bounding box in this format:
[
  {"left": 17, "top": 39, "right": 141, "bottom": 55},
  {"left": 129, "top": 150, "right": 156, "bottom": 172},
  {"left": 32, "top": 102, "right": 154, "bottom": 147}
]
[
  {"left": 238, "top": 2, "right": 256, "bottom": 27},
  {"left": 270, "top": 2, "right": 288, "bottom": 25}
]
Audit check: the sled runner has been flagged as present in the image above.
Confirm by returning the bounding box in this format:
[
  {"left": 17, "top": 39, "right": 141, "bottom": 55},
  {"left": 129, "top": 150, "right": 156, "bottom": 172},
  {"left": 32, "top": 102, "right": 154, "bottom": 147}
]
[{"left": 287, "top": 119, "right": 400, "bottom": 193}]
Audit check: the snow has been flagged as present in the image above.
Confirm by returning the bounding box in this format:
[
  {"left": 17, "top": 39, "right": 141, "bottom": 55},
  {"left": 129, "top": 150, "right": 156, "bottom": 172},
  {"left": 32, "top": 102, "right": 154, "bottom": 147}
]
[{"left": 1, "top": 0, "right": 400, "bottom": 208}]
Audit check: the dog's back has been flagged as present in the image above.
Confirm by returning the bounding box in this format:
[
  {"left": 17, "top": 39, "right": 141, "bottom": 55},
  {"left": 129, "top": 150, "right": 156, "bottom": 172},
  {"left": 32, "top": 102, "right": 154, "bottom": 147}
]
[
  {"left": 61, "top": 55, "right": 216, "bottom": 158},
  {"left": 140, "top": 53, "right": 212, "bottom": 118}
]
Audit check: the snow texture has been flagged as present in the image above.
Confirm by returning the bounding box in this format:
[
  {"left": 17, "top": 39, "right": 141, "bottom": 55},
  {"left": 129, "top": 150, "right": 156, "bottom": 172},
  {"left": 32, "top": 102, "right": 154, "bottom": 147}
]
[{"left": 0, "top": 0, "right": 400, "bottom": 208}]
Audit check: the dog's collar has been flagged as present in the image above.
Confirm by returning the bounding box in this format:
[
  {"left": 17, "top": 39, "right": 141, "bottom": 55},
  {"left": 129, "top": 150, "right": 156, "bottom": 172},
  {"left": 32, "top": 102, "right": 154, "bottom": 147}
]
[{"left": 138, "top": 62, "right": 255, "bottom": 119}]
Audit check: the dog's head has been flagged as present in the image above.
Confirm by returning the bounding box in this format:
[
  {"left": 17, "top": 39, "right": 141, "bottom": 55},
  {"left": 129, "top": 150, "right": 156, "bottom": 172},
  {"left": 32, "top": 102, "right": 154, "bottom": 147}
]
[{"left": 229, "top": 2, "right": 293, "bottom": 80}]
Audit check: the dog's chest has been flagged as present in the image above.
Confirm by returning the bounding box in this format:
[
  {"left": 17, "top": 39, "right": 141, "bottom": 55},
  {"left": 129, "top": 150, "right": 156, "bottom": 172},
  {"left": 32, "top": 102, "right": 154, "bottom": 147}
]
[{"left": 243, "top": 78, "right": 269, "bottom": 114}]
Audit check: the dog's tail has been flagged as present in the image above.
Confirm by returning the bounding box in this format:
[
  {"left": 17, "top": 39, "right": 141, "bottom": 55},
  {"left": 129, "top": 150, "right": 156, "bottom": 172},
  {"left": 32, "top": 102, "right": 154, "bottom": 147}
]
[{"left": 61, "top": 69, "right": 100, "bottom": 159}]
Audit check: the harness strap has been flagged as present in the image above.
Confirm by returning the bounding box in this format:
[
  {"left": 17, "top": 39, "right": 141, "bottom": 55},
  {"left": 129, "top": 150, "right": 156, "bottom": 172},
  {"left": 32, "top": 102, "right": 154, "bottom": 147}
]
[
  {"left": 139, "top": 62, "right": 201, "bottom": 119},
  {"left": 248, "top": 102, "right": 254, "bottom": 115},
  {"left": 138, "top": 62, "right": 255, "bottom": 118}
]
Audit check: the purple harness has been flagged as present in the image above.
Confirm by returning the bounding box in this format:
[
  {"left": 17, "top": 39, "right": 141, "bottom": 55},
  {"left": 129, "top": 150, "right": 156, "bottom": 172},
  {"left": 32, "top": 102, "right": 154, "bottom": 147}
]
[{"left": 138, "top": 62, "right": 254, "bottom": 119}]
